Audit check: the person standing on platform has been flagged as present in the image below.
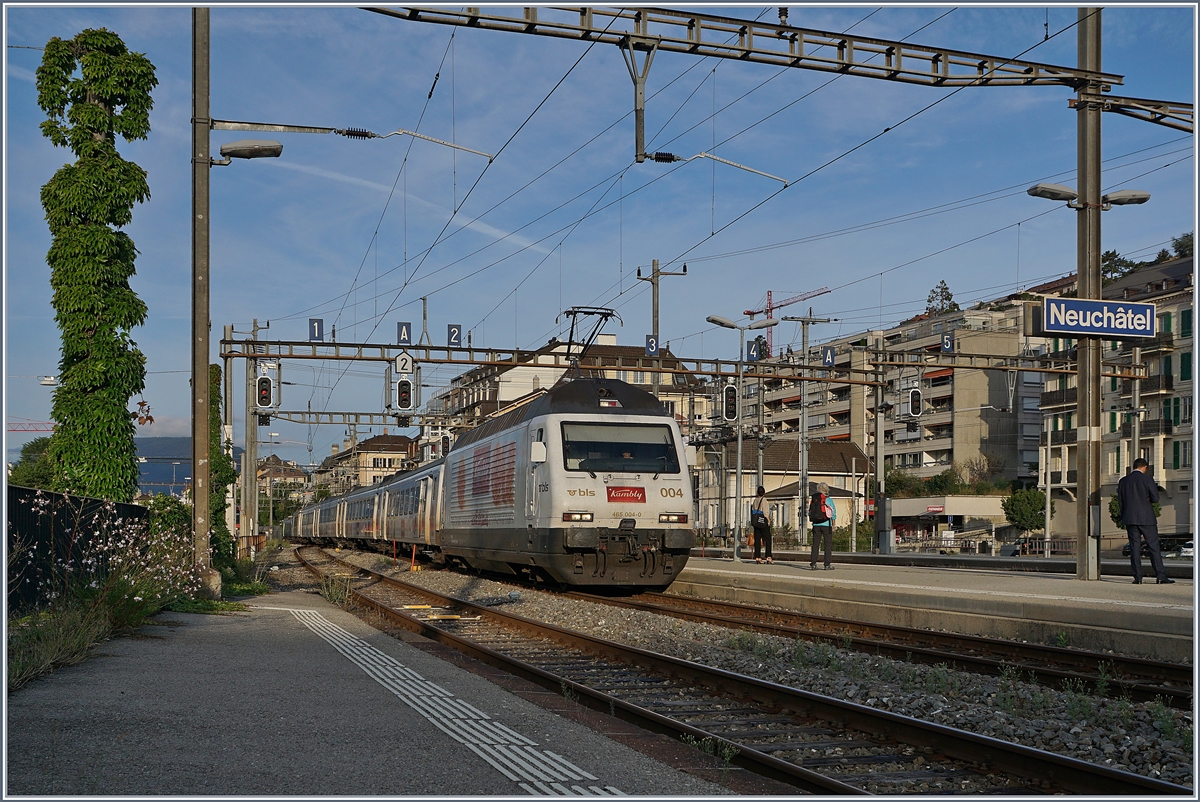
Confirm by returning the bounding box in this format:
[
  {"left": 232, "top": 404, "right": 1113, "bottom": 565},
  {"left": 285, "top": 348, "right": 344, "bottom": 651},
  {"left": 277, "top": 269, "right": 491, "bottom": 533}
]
[
  {"left": 809, "top": 482, "right": 836, "bottom": 570},
  {"left": 751, "top": 485, "right": 773, "bottom": 564},
  {"left": 1118, "top": 457, "right": 1173, "bottom": 585}
]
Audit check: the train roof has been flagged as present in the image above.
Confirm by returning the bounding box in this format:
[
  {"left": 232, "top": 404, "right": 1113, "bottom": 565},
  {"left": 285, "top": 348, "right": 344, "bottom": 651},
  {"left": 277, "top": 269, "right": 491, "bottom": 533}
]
[{"left": 452, "top": 377, "right": 669, "bottom": 452}]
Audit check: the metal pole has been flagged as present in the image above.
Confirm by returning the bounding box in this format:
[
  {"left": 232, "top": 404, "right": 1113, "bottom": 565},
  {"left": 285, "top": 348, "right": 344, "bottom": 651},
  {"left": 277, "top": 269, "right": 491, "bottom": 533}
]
[
  {"left": 638, "top": 259, "right": 685, "bottom": 400},
  {"left": 191, "top": 8, "right": 212, "bottom": 572},
  {"left": 1075, "top": 7, "right": 1103, "bottom": 580},
  {"left": 735, "top": 327, "right": 745, "bottom": 562},
  {"left": 874, "top": 338, "right": 889, "bottom": 553},
  {"left": 799, "top": 333, "right": 808, "bottom": 545},
  {"left": 850, "top": 457, "right": 857, "bottom": 553},
  {"left": 1131, "top": 345, "right": 1142, "bottom": 470},
  {"left": 1044, "top": 413, "right": 1053, "bottom": 556}
]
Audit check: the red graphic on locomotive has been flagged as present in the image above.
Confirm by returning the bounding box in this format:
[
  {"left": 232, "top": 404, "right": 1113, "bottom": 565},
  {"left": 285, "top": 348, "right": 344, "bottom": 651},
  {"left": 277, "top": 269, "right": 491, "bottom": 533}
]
[{"left": 606, "top": 486, "right": 646, "bottom": 503}]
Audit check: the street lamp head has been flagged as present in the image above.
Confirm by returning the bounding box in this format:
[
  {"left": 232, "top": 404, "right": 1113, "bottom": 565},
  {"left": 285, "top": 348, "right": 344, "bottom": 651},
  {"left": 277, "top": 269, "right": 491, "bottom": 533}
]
[
  {"left": 1101, "top": 189, "right": 1151, "bottom": 206},
  {"left": 748, "top": 317, "right": 779, "bottom": 330},
  {"left": 1027, "top": 182, "right": 1078, "bottom": 202},
  {"left": 219, "top": 139, "right": 284, "bottom": 160},
  {"left": 706, "top": 315, "right": 738, "bottom": 329}
]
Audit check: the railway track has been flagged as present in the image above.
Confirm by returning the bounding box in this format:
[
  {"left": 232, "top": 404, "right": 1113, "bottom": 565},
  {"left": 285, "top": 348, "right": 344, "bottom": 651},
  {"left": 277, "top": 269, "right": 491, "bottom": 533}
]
[
  {"left": 564, "top": 590, "right": 1194, "bottom": 709},
  {"left": 297, "top": 547, "right": 1190, "bottom": 795}
]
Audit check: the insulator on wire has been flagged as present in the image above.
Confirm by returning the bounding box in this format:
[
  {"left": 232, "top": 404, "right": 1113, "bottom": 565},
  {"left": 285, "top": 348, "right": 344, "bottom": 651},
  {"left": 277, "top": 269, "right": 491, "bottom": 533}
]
[
  {"left": 651, "top": 151, "right": 679, "bottom": 163},
  {"left": 340, "top": 127, "right": 375, "bottom": 139}
]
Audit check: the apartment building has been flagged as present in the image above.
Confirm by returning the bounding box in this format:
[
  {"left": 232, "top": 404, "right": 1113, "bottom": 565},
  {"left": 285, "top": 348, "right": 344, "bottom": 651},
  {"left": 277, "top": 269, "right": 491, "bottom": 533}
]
[
  {"left": 419, "top": 334, "right": 711, "bottom": 459},
  {"left": 312, "top": 432, "right": 420, "bottom": 494},
  {"left": 744, "top": 299, "right": 1047, "bottom": 492},
  {"left": 1040, "top": 256, "right": 1193, "bottom": 543}
]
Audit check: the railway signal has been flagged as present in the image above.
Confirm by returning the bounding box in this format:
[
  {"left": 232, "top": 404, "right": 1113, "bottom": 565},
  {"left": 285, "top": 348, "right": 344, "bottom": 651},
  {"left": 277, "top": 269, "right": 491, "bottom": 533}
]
[
  {"left": 397, "top": 378, "right": 414, "bottom": 410},
  {"left": 256, "top": 376, "right": 274, "bottom": 409},
  {"left": 909, "top": 388, "right": 923, "bottom": 417},
  {"left": 722, "top": 384, "right": 738, "bottom": 422}
]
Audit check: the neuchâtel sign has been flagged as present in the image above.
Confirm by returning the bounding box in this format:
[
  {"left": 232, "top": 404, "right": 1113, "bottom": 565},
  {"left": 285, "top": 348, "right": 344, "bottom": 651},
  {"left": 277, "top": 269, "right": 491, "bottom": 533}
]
[{"left": 1038, "top": 297, "right": 1157, "bottom": 339}]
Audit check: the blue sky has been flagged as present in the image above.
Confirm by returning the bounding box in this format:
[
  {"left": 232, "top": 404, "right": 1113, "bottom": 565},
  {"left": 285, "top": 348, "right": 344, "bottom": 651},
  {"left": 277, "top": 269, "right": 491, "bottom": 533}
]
[{"left": 4, "top": 4, "right": 1196, "bottom": 470}]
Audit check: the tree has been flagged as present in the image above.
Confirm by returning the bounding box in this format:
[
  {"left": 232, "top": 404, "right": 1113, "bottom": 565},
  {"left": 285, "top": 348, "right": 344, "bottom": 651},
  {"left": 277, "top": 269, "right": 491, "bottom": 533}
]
[
  {"left": 1172, "top": 231, "right": 1193, "bottom": 258},
  {"left": 925, "top": 280, "right": 960, "bottom": 316},
  {"left": 8, "top": 437, "right": 56, "bottom": 490},
  {"left": 926, "top": 467, "right": 963, "bottom": 496},
  {"left": 884, "top": 468, "right": 925, "bottom": 498},
  {"left": 36, "top": 29, "right": 157, "bottom": 502},
  {"left": 208, "top": 364, "right": 239, "bottom": 570},
  {"left": 1101, "top": 249, "right": 1138, "bottom": 283},
  {"left": 1108, "top": 493, "right": 1161, "bottom": 530},
  {"left": 1002, "top": 488, "right": 1052, "bottom": 533}
]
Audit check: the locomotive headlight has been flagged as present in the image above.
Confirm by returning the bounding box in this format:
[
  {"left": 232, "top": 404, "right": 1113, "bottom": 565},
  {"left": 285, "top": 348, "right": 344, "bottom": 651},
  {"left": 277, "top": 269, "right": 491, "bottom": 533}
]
[
  {"left": 659, "top": 513, "right": 688, "bottom": 523},
  {"left": 562, "top": 512, "right": 594, "bottom": 522}
]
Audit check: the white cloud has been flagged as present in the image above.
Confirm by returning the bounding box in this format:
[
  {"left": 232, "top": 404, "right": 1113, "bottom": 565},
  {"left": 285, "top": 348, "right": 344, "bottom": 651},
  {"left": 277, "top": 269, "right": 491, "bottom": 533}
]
[{"left": 7, "top": 65, "right": 37, "bottom": 83}]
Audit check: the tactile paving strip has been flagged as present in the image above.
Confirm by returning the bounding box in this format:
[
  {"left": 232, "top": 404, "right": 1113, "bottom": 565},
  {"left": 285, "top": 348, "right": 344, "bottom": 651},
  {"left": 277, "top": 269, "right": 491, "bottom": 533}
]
[{"left": 264, "top": 607, "right": 625, "bottom": 796}]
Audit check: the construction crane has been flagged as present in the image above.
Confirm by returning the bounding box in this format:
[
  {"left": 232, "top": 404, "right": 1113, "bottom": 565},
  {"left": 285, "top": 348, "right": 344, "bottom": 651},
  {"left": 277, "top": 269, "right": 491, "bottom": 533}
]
[
  {"left": 744, "top": 287, "right": 831, "bottom": 358},
  {"left": 7, "top": 420, "right": 56, "bottom": 432}
]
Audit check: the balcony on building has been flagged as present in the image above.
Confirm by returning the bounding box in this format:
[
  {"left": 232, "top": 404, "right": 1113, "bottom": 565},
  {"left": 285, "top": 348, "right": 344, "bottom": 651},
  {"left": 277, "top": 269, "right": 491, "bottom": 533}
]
[
  {"left": 1041, "top": 429, "right": 1078, "bottom": 446},
  {"left": 1119, "top": 374, "right": 1173, "bottom": 396},
  {"left": 1120, "top": 418, "right": 1174, "bottom": 438},
  {"left": 1040, "top": 386, "right": 1077, "bottom": 409},
  {"left": 1117, "top": 331, "right": 1174, "bottom": 355},
  {"left": 1049, "top": 469, "right": 1078, "bottom": 485}
]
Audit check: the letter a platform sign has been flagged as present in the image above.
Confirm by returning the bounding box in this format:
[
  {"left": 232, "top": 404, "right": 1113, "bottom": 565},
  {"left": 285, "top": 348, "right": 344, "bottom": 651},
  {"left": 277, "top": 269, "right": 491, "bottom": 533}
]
[{"left": 1043, "top": 298, "right": 1156, "bottom": 339}]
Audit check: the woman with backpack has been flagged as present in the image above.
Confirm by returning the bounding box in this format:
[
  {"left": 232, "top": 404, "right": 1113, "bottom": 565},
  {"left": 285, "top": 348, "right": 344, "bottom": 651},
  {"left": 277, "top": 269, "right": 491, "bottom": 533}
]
[
  {"left": 750, "top": 485, "right": 773, "bottom": 564},
  {"left": 809, "top": 482, "right": 836, "bottom": 570}
]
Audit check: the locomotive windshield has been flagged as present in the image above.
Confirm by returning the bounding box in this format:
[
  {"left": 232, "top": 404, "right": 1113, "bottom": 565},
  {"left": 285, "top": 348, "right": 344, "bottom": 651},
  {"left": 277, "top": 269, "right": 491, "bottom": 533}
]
[{"left": 561, "top": 422, "right": 680, "bottom": 474}]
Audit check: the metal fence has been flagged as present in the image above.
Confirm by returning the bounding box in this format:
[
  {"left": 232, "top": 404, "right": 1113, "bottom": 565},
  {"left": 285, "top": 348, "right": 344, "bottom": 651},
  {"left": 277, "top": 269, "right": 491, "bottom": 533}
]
[{"left": 6, "top": 484, "right": 149, "bottom": 615}]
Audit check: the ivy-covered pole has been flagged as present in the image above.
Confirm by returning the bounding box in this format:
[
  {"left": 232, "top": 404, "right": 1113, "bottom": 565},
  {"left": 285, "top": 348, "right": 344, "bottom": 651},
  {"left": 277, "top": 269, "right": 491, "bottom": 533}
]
[
  {"left": 36, "top": 29, "right": 157, "bottom": 503},
  {"left": 192, "top": 8, "right": 220, "bottom": 598}
]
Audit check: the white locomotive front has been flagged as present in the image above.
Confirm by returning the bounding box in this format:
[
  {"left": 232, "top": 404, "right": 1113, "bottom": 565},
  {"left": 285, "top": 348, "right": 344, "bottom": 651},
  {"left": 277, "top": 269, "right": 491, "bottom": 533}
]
[{"left": 439, "top": 378, "right": 694, "bottom": 588}]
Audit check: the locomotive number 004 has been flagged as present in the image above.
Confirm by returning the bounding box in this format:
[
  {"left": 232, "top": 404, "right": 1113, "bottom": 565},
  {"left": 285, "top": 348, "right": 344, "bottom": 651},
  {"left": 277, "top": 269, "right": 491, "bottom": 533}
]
[{"left": 660, "top": 487, "right": 683, "bottom": 498}]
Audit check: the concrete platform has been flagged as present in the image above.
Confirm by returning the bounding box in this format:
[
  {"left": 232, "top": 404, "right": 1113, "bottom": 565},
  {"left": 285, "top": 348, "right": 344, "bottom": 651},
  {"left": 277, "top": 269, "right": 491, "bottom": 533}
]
[
  {"left": 671, "top": 556, "right": 1195, "bottom": 663},
  {"left": 5, "top": 589, "right": 732, "bottom": 796}
]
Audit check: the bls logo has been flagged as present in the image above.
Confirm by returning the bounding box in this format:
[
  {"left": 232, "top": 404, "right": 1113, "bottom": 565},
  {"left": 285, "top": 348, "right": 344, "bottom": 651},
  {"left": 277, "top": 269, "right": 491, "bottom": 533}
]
[{"left": 567, "top": 488, "right": 596, "bottom": 497}]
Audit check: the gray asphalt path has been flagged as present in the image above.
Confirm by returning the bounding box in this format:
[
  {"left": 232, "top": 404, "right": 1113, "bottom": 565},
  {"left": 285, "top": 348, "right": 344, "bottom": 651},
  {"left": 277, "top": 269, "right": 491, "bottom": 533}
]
[{"left": 5, "top": 589, "right": 728, "bottom": 796}]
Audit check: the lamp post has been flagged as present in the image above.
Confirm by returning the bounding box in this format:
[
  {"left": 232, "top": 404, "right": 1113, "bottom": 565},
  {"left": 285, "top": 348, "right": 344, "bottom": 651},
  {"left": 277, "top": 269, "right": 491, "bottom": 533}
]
[
  {"left": 706, "top": 314, "right": 779, "bottom": 562},
  {"left": 193, "top": 8, "right": 283, "bottom": 596},
  {"left": 1027, "top": 176, "right": 1149, "bottom": 579}
]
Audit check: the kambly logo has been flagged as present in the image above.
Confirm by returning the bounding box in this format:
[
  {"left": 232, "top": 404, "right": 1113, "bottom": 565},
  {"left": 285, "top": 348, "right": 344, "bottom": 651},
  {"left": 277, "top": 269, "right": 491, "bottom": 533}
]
[{"left": 606, "top": 486, "right": 646, "bottom": 503}]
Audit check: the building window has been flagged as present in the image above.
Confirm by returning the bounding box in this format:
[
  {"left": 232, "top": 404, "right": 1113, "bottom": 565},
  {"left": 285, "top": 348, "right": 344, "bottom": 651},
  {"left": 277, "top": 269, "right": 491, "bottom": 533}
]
[
  {"left": 1184, "top": 441, "right": 1194, "bottom": 469},
  {"left": 1162, "top": 355, "right": 1173, "bottom": 378},
  {"left": 1108, "top": 449, "right": 1119, "bottom": 476},
  {"left": 1181, "top": 352, "right": 1192, "bottom": 382},
  {"left": 1109, "top": 412, "right": 1117, "bottom": 433},
  {"left": 1173, "top": 441, "right": 1181, "bottom": 470},
  {"left": 1173, "top": 397, "right": 1181, "bottom": 426},
  {"left": 1182, "top": 309, "right": 1193, "bottom": 339},
  {"left": 1021, "top": 423, "right": 1040, "bottom": 438},
  {"left": 1065, "top": 412, "right": 1073, "bottom": 430},
  {"left": 1110, "top": 376, "right": 1117, "bottom": 392},
  {"left": 1183, "top": 396, "right": 1193, "bottom": 425},
  {"left": 1022, "top": 397, "right": 1040, "bottom": 412}
]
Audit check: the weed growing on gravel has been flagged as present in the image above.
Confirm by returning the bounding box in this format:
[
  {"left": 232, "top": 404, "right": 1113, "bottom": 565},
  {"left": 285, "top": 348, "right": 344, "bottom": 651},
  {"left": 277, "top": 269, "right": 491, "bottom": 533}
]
[
  {"left": 1061, "top": 678, "right": 1096, "bottom": 721},
  {"left": 996, "top": 665, "right": 1020, "bottom": 714},
  {"left": 1148, "top": 697, "right": 1183, "bottom": 741},
  {"left": 1055, "top": 632, "right": 1070, "bottom": 648},
  {"left": 1027, "top": 672, "right": 1049, "bottom": 713},
  {"left": 924, "top": 663, "right": 953, "bottom": 696},
  {"left": 166, "top": 598, "right": 249, "bottom": 614},
  {"left": 560, "top": 680, "right": 579, "bottom": 704},
  {"left": 1094, "top": 661, "right": 1114, "bottom": 698},
  {"left": 319, "top": 575, "right": 352, "bottom": 607},
  {"left": 680, "top": 735, "right": 739, "bottom": 772}
]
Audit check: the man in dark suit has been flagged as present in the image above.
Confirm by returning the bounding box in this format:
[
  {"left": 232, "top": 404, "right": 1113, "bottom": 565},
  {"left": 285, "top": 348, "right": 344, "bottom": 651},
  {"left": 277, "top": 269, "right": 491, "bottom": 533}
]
[{"left": 1118, "top": 457, "right": 1173, "bottom": 585}]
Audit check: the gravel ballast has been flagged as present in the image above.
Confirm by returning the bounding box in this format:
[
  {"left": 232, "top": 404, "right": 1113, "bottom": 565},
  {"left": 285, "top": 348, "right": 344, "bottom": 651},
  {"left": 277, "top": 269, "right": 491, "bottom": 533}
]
[{"left": 329, "top": 551, "right": 1194, "bottom": 788}]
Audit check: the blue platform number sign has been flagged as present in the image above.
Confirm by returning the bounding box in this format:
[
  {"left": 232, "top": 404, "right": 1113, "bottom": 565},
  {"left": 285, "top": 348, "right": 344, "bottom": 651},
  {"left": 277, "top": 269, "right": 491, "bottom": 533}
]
[
  {"left": 747, "top": 340, "right": 760, "bottom": 362},
  {"left": 447, "top": 324, "right": 463, "bottom": 348},
  {"left": 821, "top": 346, "right": 835, "bottom": 367},
  {"left": 397, "top": 322, "right": 412, "bottom": 346},
  {"left": 309, "top": 318, "right": 323, "bottom": 342},
  {"left": 645, "top": 335, "right": 659, "bottom": 356},
  {"left": 941, "top": 333, "right": 953, "bottom": 353}
]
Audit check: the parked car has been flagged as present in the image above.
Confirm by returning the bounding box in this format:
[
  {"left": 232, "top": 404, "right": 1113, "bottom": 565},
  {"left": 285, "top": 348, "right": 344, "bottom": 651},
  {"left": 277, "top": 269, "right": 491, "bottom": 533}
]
[{"left": 1179, "top": 541, "right": 1193, "bottom": 558}]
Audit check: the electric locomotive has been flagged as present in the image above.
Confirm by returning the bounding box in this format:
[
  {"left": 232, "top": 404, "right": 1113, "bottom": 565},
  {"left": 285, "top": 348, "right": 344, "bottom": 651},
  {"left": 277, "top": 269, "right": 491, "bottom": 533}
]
[{"left": 285, "top": 376, "right": 695, "bottom": 590}]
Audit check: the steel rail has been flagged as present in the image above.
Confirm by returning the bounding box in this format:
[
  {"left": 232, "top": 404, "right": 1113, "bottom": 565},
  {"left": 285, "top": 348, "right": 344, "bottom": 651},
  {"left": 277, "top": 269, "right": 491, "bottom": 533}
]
[
  {"left": 566, "top": 590, "right": 1193, "bottom": 709},
  {"left": 297, "top": 547, "right": 1191, "bottom": 795}
]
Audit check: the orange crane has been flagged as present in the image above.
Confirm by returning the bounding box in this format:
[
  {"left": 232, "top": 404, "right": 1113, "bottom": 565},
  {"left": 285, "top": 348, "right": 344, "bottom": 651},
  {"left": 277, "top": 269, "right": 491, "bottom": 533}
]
[
  {"left": 744, "top": 287, "right": 831, "bottom": 357},
  {"left": 7, "top": 421, "right": 56, "bottom": 432}
]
